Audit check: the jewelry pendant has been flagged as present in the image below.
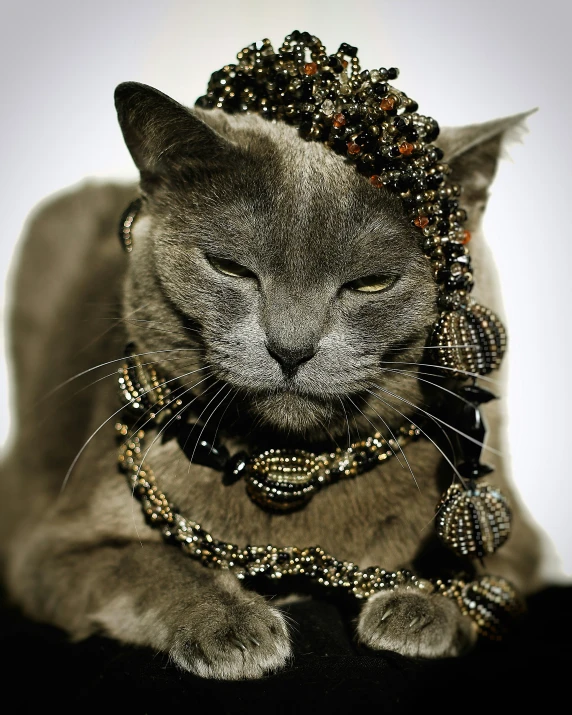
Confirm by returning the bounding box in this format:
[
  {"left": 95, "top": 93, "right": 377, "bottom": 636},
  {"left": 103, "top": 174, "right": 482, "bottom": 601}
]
[
  {"left": 431, "top": 300, "right": 506, "bottom": 377},
  {"left": 244, "top": 449, "right": 323, "bottom": 512},
  {"left": 436, "top": 480, "right": 512, "bottom": 559}
]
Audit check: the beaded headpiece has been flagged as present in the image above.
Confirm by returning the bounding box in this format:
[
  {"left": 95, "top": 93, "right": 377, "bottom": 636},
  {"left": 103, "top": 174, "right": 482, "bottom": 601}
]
[
  {"left": 116, "top": 33, "right": 522, "bottom": 641},
  {"left": 195, "top": 32, "right": 506, "bottom": 377}
]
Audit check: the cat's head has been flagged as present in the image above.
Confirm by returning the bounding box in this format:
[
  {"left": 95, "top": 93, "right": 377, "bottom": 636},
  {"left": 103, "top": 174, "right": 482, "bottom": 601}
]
[{"left": 115, "top": 82, "right": 527, "bottom": 443}]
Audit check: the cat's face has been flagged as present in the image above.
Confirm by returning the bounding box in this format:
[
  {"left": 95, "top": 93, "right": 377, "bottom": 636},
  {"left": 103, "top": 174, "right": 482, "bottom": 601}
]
[{"left": 115, "top": 83, "right": 516, "bottom": 442}]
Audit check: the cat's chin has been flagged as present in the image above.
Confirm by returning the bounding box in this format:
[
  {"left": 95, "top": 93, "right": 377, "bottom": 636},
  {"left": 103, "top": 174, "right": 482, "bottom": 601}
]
[{"left": 251, "top": 390, "right": 336, "bottom": 437}]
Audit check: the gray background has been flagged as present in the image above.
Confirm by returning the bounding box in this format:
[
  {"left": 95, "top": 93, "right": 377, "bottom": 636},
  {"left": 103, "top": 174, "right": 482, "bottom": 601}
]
[{"left": 1, "top": 0, "right": 570, "bottom": 576}]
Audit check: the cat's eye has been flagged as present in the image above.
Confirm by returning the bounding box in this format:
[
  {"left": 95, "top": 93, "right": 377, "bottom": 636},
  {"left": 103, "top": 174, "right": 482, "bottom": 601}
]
[
  {"left": 344, "top": 274, "right": 396, "bottom": 293},
  {"left": 207, "top": 255, "right": 256, "bottom": 280}
]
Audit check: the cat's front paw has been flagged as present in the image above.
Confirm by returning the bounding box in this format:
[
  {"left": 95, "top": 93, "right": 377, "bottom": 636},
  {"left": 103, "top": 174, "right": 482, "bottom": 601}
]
[
  {"left": 170, "top": 595, "right": 291, "bottom": 680},
  {"left": 357, "top": 589, "right": 476, "bottom": 658}
]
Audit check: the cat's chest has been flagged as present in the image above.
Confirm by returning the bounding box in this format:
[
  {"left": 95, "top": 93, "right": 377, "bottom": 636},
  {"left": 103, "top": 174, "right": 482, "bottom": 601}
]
[{"left": 147, "top": 437, "right": 444, "bottom": 570}]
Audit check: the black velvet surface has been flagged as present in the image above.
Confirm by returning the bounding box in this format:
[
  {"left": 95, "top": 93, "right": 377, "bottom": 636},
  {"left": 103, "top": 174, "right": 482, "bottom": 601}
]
[{"left": 2, "top": 587, "right": 569, "bottom": 713}]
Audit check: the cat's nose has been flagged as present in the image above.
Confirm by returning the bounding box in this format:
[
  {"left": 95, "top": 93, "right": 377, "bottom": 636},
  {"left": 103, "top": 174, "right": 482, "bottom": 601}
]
[{"left": 266, "top": 341, "right": 316, "bottom": 377}]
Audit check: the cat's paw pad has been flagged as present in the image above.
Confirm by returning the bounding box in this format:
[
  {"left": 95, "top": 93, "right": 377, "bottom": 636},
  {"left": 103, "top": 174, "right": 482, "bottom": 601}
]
[
  {"left": 170, "top": 598, "right": 291, "bottom": 680},
  {"left": 357, "top": 589, "right": 476, "bottom": 658}
]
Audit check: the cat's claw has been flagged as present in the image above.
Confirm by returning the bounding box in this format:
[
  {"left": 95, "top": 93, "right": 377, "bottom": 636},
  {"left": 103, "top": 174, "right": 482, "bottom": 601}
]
[
  {"left": 170, "top": 598, "right": 291, "bottom": 680},
  {"left": 358, "top": 589, "right": 476, "bottom": 659}
]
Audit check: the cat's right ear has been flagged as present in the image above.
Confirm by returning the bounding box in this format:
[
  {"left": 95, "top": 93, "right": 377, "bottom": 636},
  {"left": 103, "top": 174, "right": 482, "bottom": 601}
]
[{"left": 114, "top": 82, "right": 231, "bottom": 178}]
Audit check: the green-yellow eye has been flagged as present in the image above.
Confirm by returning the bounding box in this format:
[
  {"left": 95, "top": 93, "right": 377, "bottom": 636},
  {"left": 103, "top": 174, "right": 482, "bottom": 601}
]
[
  {"left": 345, "top": 275, "right": 396, "bottom": 293},
  {"left": 208, "top": 256, "right": 256, "bottom": 279}
]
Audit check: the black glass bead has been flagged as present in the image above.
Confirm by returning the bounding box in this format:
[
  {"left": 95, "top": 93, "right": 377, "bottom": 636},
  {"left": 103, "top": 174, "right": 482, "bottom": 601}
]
[
  {"left": 300, "top": 31, "right": 312, "bottom": 43},
  {"left": 300, "top": 80, "right": 314, "bottom": 101},
  {"left": 396, "top": 174, "right": 412, "bottom": 190},
  {"left": 387, "top": 144, "right": 401, "bottom": 158},
  {"left": 290, "top": 30, "right": 301, "bottom": 41},
  {"left": 357, "top": 154, "right": 376, "bottom": 174},
  {"left": 387, "top": 67, "right": 399, "bottom": 79},
  {"left": 393, "top": 116, "right": 408, "bottom": 131},
  {"left": 426, "top": 123, "right": 440, "bottom": 142},
  {"left": 339, "top": 42, "right": 358, "bottom": 57},
  {"left": 275, "top": 72, "right": 289, "bottom": 90},
  {"left": 460, "top": 385, "right": 497, "bottom": 404},
  {"left": 434, "top": 147, "right": 444, "bottom": 160},
  {"left": 328, "top": 54, "right": 344, "bottom": 72},
  {"left": 177, "top": 424, "right": 230, "bottom": 470},
  {"left": 331, "top": 136, "right": 348, "bottom": 153},
  {"left": 406, "top": 100, "right": 419, "bottom": 112},
  {"left": 299, "top": 121, "right": 314, "bottom": 139},
  {"left": 360, "top": 70, "right": 370, "bottom": 81},
  {"left": 405, "top": 128, "right": 419, "bottom": 142},
  {"left": 373, "top": 82, "right": 389, "bottom": 97},
  {"left": 436, "top": 219, "right": 449, "bottom": 234},
  {"left": 457, "top": 461, "right": 494, "bottom": 480},
  {"left": 223, "top": 450, "right": 250, "bottom": 485},
  {"left": 277, "top": 552, "right": 290, "bottom": 564},
  {"left": 426, "top": 172, "right": 444, "bottom": 188}
]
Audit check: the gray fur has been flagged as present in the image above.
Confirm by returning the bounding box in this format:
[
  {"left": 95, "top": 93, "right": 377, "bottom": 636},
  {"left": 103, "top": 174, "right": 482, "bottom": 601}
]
[{"left": 0, "top": 82, "right": 543, "bottom": 679}]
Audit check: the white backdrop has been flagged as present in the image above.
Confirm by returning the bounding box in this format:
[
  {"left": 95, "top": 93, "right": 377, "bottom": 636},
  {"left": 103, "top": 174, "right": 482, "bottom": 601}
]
[{"left": 1, "top": 0, "right": 571, "bottom": 576}]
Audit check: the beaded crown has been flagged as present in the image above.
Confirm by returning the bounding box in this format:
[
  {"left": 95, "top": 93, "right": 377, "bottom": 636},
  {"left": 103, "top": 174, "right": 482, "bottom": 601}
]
[{"left": 196, "top": 32, "right": 506, "bottom": 377}]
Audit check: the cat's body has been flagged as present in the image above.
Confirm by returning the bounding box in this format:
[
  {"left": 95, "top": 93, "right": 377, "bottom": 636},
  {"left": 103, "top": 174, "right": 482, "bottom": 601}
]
[{"left": 0, "top": 87, "right": 543, "bottom": 679}]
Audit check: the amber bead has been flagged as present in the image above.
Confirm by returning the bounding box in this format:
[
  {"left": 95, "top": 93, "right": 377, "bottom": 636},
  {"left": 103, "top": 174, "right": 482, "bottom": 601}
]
[
  {"left": 399, "top": 141, "right": 414, "bottom": 156},
  {"left": 347, "top": 141, "right": 361, "bottom": 155},
  {"left": 332, "top": 113, "right": 346, "bottom": 128},
  {"left": 380, "top": 96, "right": 395, "bottom": 111},
  {"left": 414, "top": 216, "right": 429, "bottom": 228},
  {"left": 304, "top": 62, "right": 318, "bottom": 76},
  {"left": 462, "top": 230, "right": 472, "bottom": 245},
  {"left": 370, "top": 175, "right": 383, "bottom": 188}
]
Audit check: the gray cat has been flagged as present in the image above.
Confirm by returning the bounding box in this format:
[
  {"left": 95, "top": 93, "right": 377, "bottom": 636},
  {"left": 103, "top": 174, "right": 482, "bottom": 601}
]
[{"left": 0, "top": 81, "right": 543, "bottom": 680}]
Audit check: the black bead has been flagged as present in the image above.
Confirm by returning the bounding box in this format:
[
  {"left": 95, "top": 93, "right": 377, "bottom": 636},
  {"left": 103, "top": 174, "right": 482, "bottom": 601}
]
[
  {"left": 328, "top": 54, "right": 344, "bottom": 72},
  {"left": 387, "top": 67, "right": 399, "bottom": 79},
  {"left": 460, "top": 385, "right": 497, "bottom": 404},
  {"left": 426, "top": 123, "right": 440, "bottom": 142},
  {"left": 457, "top": 462, "right": 494, "bottom": 480},
  {"left": 177, "top": 423, "right": 230, "bottom": 470},
  {"left": 434, "top": 147, "right": 445, "bottom": 160},
  {"left": 396, "top": 174, "right": 412, "bottom": 190},
  {"left": 373, "top": 82, "right": 389, "bottom": 97},
  {"left": 426, "top": 172, "right": 444, "bottom": 188},
  {"left": 223, "top": 450, "right": 250, "bottom": 485},
  {"left": 357, "top": 154, "right": 376, "bottom": 174},
  {"left": 300, "top": 31, "right": 312, "bottom": 43},
  {"left": 339, "top": 42, "right": 358, "bottom": 57}
]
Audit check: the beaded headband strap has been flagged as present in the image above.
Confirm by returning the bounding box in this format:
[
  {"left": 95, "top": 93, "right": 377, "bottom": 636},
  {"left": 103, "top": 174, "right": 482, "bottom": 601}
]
[{"left": 195, "top": 32, "right": 506, "bottom": 378}]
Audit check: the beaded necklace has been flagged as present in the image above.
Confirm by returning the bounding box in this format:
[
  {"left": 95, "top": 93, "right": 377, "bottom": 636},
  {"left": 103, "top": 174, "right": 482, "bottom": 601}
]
[{"left": 115, "top": 32, "right": 524, "bottom": 640}]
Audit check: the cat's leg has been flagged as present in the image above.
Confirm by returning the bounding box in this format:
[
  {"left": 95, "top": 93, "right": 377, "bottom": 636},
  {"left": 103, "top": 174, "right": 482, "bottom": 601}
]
[
  {"left": 356, "top": 589, "right": 476, "bottom": 658},
  {"left": 11, "top": 539, "right": 291, "bottom": 680}
]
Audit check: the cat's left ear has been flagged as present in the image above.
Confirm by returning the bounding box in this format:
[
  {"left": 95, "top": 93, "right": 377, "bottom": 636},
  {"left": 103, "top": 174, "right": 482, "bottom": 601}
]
[{"left": 436, "top": 111, "right": 535, "bottom": 231}]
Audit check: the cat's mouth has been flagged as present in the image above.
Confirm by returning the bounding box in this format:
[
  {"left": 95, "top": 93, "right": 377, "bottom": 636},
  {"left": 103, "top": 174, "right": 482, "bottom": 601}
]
[{"left": 247, "top": 388, "right": 336, "bottom": 435}]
